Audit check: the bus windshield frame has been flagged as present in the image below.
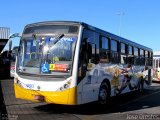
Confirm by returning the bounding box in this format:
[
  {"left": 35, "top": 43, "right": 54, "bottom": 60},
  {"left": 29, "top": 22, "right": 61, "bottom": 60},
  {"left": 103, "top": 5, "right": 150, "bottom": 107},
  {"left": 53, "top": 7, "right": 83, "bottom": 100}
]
[{"left": 17, "top": 25, "right": 79, "bottom": 77}]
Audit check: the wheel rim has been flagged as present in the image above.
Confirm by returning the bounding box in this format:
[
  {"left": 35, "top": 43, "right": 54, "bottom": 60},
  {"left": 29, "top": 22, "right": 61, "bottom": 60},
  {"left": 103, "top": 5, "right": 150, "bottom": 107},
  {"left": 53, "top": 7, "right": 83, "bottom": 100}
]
[{"left": 99, "top": 88, "right": 107, "bottom": 104}]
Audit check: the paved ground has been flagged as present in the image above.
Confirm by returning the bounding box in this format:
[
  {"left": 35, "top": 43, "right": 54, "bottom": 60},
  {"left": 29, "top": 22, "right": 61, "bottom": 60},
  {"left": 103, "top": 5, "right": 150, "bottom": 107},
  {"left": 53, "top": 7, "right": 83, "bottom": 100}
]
[
  {"left": 1, "top": 79, "right": 160, "bottom": 120},
  {"left": 0, "top": 80, "right": 7, "bottom": 120}
]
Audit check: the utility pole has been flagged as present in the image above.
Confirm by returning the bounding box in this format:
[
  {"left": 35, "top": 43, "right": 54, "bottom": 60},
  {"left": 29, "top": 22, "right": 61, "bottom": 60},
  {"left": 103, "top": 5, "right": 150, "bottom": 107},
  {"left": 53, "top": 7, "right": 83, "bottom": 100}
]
[{"left": 117, "top": 11, "right": 124, "bottom": 36}]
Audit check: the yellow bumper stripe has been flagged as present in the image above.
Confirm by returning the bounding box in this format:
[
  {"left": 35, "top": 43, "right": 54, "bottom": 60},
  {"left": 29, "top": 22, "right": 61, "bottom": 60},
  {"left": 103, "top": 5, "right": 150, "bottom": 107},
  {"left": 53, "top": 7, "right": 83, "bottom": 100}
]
[{"left": 14, "top": 84, "right": 77, "bottom": 105}]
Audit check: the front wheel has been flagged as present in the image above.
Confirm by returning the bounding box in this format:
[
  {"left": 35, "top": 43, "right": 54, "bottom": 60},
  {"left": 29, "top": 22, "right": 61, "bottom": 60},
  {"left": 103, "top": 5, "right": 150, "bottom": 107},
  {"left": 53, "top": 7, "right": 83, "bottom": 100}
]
[{"left": 98, "top": 82, "right": 110, "bottom": 105}]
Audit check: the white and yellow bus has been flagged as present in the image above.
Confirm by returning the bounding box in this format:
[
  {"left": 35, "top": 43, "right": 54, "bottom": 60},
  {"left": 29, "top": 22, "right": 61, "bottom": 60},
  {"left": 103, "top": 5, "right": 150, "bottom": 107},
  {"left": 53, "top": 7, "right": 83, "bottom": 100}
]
[
  {"left": 14, "top": 21, "right": 153, "bottom": 105},
  {"left": 153, "top": 51, "right": 160, "bottom": 81}
]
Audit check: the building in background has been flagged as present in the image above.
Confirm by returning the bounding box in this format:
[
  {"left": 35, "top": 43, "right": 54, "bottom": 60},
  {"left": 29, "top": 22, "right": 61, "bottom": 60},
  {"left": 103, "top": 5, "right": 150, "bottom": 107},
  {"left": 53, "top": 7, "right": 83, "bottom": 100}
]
[
  {"left": 0, "top": 27, "right": 10, "bottom": 53},
  {"left": 0, "top": 27, "right": 10, "bottom": 78}
]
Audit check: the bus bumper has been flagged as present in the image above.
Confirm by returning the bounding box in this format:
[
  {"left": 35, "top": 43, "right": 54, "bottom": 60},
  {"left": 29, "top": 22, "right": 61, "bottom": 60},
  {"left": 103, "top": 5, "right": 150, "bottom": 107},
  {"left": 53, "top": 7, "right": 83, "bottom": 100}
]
[{"left": 14, "top": 83, "right": 77, "bottom": 105}]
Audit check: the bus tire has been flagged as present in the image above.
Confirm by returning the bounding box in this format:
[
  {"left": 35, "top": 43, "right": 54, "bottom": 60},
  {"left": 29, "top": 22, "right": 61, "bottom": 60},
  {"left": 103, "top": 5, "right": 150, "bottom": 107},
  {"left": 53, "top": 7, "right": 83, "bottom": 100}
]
[
  {"left": 98, "top": 82, "right": 110, "bottom": 105},
  {"left": 138, "top": 78, "right": 144, "bottom": 92}
]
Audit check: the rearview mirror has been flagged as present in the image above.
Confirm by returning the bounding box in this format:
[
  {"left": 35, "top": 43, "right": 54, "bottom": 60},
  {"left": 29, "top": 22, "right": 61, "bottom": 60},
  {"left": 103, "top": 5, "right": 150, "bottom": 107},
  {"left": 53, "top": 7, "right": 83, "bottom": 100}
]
[{"left": 9, "top": 33, "right": 22, "bottom": 39}]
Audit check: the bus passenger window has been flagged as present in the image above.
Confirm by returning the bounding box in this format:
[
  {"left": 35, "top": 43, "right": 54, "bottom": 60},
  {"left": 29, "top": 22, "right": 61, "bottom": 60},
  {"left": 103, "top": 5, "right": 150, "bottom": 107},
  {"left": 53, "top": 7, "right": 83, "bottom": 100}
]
[
  {"left": 111, "top": 39, "right": 119, "bottom": 63},
  {"left": 99, "top": 50, "right": 110, "bottom": 63},
  {"left": 140, "top": 49, "right": 145, "bottom": 65},
  {"left": 80, "top": 29, "right": 99, "bottom": 64},
  {"left": 147, "top": 51, "right": 153, "bottom": 66},
  {"left": 87, "top": 42, "right": 95, "bottom": 63},
  {"left": 120, "top": 43, "right": 127, "bottom": 64},
  {"left": 99, "top": 37, "right": 110, "bottom": 63},
  {"left": 134, "top": 47, "right": 140, "bottom": 65},
  {"left": 150, "top": 52, "right": 153, "bottom": 66},
  {"left": 128, "top": 45, "right": 134, "bottom": 64},
  {"left": 145, "top": 51, "right": 149, "bottom": 65},
  {"left": 101, "top": 37, "right": 109, "bottom": 49}
]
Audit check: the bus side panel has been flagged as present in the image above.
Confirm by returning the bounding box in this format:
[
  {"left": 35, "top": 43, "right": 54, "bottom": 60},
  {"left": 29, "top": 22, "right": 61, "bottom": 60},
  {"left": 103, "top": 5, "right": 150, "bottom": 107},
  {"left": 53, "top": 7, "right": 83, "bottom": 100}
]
[{"left": 78, "top": 63, "right": 151, "bottom": 104}]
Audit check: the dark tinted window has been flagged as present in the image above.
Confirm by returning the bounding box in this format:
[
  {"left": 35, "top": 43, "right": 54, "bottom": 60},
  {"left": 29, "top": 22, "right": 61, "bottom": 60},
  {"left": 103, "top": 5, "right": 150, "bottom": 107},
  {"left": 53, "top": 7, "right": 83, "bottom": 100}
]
[
  {"left": 145, "top": 51, "right": 149, "bottom": 58},
  {"left": 111, "top": 40, "right": 118, "bottom": 52},
  {"left": 140, "top": 49, "right": 144, "bottom": 57},
  {"left": 134, "top": 47, "right": 140, "bottom": 65},
  {"left": 127, "top": 45, "right": 134, "bottom": 64},
  {"left": 148, "top": 52, "right": 153, "bottom": 66},
  {"left": 140, "top": 49, "right": 145, "bottom": 65},
  {"left": 121, "top": 43, "right": 127, "bottom": 53},
  {"left": 134, "top": 47, "right": 139, "bottom": 56},
  {"left": 111, "top": 40, "right": 119, "bottom": 63},
  {"left": 99, "top": 36, "right": 110, "bottom": 63},
  {"left": 81, "top": 29, "right": 99, "bottom": 64},
  {"left": 120, "top": 43, "right": 127, "bottom": 64},
  {"left": 101, "top": 37, "right": 109, "bottom": 49},
  {"left": 128, "top": 45, "right": 133, "bottom": 55},
  {"left": 111, "top": 52, "right": 119, "bottom": 63}
]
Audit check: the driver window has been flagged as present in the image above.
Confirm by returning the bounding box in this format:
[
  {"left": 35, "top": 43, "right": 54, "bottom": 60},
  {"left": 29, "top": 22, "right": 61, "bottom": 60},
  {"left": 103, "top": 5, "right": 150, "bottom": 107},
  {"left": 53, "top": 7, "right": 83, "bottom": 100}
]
[
  {"left": 80, "top": 29, "right": 99, "bottom": 64},
  {"left": 78, "top": 29, "right": 99, "bottom": 80}
]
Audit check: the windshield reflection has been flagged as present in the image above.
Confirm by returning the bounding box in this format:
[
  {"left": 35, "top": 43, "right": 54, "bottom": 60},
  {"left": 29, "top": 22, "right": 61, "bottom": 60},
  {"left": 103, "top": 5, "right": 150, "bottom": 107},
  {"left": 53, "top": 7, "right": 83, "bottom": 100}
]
[{"left": 17, "top": 36, "right": 77, "bottom": 75}]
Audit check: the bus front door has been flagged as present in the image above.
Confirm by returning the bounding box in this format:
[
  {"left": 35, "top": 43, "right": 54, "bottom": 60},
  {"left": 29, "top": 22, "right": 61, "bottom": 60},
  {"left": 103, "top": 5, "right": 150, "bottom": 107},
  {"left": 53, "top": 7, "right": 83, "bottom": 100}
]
[{"left": 81, "top": 41, "right": 99, "bottom": 104}]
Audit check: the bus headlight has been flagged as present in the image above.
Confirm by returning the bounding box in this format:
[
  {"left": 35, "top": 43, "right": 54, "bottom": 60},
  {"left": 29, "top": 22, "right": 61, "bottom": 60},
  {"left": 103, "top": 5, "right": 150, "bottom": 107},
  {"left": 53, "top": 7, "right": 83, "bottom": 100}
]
[
  {"left": 64, "top": 84, "right": 69, "bottom": 89},
  {"left": 57, "top": 81, "right": 71, "bottom": 91}
]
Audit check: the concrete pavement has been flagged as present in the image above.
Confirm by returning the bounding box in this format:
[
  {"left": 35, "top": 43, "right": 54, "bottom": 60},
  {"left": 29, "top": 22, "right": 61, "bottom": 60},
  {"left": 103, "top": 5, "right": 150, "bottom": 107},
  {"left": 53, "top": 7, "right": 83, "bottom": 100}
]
[{"left": 1, "top": 79, "right": 160, "bottom": 120}]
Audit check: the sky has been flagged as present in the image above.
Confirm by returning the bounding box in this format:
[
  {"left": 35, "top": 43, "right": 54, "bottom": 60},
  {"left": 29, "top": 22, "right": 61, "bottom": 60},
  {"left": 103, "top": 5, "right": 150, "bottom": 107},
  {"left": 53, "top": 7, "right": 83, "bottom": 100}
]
[{"left": 0, "top": 0, "right": 160, "bottom": 51}]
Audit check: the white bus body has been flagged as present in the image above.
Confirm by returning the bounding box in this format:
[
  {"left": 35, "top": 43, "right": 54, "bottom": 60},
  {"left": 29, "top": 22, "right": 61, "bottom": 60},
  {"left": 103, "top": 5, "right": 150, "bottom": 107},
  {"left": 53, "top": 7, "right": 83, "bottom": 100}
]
[{"left": 14, "top": 21, "right": 153, "bottom": 105}]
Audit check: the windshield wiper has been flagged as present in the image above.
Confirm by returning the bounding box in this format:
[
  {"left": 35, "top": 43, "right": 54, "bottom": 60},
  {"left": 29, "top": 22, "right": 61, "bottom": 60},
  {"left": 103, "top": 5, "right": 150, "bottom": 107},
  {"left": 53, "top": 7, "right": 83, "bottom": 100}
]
[
  {"left": 48, "top": 34, "right": 64, "bottom": 50},
  {"left": 52, "top": 34, "right": 64, "bottom": 45}
]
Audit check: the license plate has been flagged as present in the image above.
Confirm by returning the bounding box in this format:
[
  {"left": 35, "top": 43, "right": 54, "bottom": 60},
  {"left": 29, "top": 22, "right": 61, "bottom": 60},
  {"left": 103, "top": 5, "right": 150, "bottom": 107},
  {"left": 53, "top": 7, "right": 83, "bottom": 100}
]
[{"left": 34, "top": 95, "right": 44, "bottom": 101}]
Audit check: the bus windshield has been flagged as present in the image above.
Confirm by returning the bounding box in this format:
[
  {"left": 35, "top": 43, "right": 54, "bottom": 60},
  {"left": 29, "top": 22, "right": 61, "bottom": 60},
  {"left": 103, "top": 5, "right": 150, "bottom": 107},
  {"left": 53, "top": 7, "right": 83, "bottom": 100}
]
[{"left": 17, "top": 35, "right": 77, "bottom": 76}]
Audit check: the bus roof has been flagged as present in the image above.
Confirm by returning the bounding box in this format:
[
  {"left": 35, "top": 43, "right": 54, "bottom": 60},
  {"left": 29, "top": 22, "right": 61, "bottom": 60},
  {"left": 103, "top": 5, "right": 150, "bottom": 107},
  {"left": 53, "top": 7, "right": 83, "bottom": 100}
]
[{"left": 24, "top": 21, "right": 152, "bottom": 52}]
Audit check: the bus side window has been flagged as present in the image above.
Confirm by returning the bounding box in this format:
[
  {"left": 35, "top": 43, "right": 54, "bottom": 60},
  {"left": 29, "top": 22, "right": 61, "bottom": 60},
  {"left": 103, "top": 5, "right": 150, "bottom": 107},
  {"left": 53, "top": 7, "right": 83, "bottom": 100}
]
[
  {"left": 78, "top": 38, "right": 96, "bottom": 76},
  {"left": 151, "top": 52, "right": 153, "bottom": 66},
  {"left": 78, "top": 38, "right": 88, "bottom": 78},
  {"left": 78, "top": 29, "right": 99, "bottom": 80},
  {"left": 140, "top": 49, "right": 145, "bottom": 65},
  {"left": 111, "top": 39, "right": 119, "bottom": 63},
  {"left": 120, "top": 43, "right": 127, "bottom": 64},
  {"left": 134, "top": 47, "right": 140, "bottom": 65},
  {"left": 99, "top": 36, "right": 110, "bottom": 63},
  {"left": 88, "top": 42, "right": 96, "bottom": 64},
  {"left": 145, "top": 50, "right": 148, "bottom": 66},
  {"left": 128, "top": 45, "right": 134, "bottom": 64},
  {"left": 147, "top": 51, "right": 153, "bottom": 66}
]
